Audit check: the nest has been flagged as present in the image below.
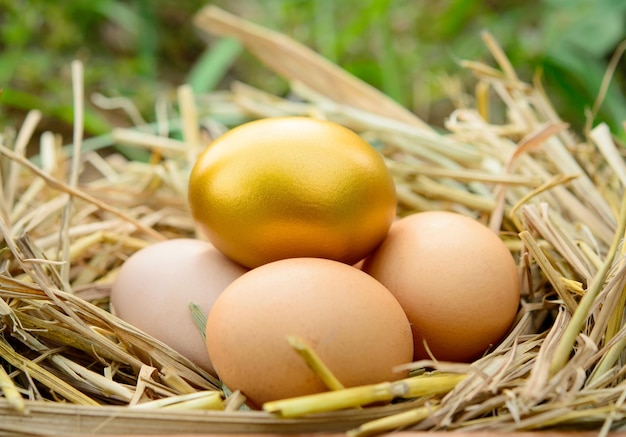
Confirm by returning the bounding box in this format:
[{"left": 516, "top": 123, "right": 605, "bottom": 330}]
[{"left": 2, "top": 5, "right": 626, "bottom": 436}]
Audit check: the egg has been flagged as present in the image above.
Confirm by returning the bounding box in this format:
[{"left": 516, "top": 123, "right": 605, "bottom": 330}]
[
  {"left": 187, "top": 116, "right": 396, "bottom": 268},
  {"left": 205, "top": 257, "right": 414, "bottom": 407},
  {"left": 110, "top": 238, "right": 248, "bottom": 375},
  {"left": 362, "top": 211, "right": 520, "bottom": 362}
]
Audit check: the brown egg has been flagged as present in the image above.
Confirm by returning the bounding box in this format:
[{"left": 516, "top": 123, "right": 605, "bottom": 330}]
[
  {"left": 110, "top": 238, "right": 248, "bottom": 375},
  {"left": 362, "top": 211, "right": 520, "bottom": 362},
  {"left": 205, "top": 257, "right": 413, "bottom": 407}
]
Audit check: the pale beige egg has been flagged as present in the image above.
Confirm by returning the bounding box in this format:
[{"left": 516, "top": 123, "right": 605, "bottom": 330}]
[
  {"left": 205, "top": 257, "right": 413, "bottom": 407},
  {"left": 110, "top": 238, "right": 248, "bottom": 375},
  {"left": 362, "top": 211, "right": 520, "bottom": 362}
]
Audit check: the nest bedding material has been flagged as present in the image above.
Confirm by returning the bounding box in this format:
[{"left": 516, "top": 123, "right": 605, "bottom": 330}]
[{"left": 2, "top": 4, "right": 626, "bottom": 435}]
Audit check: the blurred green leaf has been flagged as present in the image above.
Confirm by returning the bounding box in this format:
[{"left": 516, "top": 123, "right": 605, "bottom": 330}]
[
  {"left": 186, "top": 37, "right": 243, "bottom": 94},
  {"left": 543, "top": 0, "right": 626, "bottom": 56},
  {"left": 374, "top": 0, "right": 404, "bottom": 104},
  {"left": 312, "top": 0, "right": 338, "bottom": 63},
  {"left": 136, "top": 0, "right": 159, "bottom": 80},
  {"left": 544, "top": 50, "right": 626, "bottom": 136},
  {"left": 0, "top": 88, "right": 112, "bottom": 135},
  {"left": 94, "top": 0, "right": 141, "bottom": 35},
  {"left": 437, "top": 0, "right": 483, "bottom": 40},
  {"left": 535, "top": 0, "right": 626, "bottom": 136}
]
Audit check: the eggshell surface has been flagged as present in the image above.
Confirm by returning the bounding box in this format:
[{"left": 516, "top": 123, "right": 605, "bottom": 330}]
[
  {"left": 362, "top": 211, "right": 520, "bottom": 362},
  {"left": 110, "top": 238, "right": 248, "bottom": 375},
  {"left": 205, "top": 257, "right": 414, "bottom": 407}
]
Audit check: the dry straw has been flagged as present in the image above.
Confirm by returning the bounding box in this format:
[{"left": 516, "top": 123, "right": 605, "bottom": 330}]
[{"left": 1, "top": 4, "right": 626, "bottom": 435}]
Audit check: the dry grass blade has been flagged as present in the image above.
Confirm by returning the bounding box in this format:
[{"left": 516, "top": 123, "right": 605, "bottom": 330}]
[
  {"left": 590, "top": 123, "right": 626, "bottom": 186},
  {"left": 0, "top": 364, "right": 25, "bottom": 414},
  {"left": 388, "top": 161, "right": 541, "bottom": 186},
  {"left": 263, "top": 373, "right": 465, "bottom": 418},
  {"left": 288, "top": 335, "right": 345, "bottom": 391},
  {"left": 193, "top": 5, "right": 431, "bottom": 130},
  {"left": 3, "top": 110, "right": 42, "bottom": 214},
  {"left": 348, "top": 403, "right": 438, "bottom": 437},
  {"left": 59, "top": 60, "right": 86, "bottom": 287},
  {"left": 130, "top": 390, "right": 224, "bottom": 411},
  {"left": 177, "top": 84, "right": 202, "bottom": 149},
  {"left": 112, "top": 129, "right": 188, "bottom": 156}
]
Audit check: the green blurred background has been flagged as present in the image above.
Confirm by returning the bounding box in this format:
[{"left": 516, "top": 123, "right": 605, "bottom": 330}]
[{"left": 1, "top": 0, "right": 625, "bottom": 142}]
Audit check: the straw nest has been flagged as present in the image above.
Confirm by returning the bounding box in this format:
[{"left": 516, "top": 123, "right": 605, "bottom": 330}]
[{"left": 2, "top": 5, "right": 626, "bottom": 436}]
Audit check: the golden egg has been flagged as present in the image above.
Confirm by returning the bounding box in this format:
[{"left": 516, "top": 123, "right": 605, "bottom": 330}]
[{"left": 187, "top": 116, "right": 396, "bottom": 268}]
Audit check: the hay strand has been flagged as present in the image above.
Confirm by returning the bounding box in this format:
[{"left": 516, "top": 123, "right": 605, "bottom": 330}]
[
  {"left": 287, "top": 335, "right": 346, "bottom": 391},
  {"left": 263, "top": 373, "right": 464, "bottom": 418},
  {"left": 193, "top": 5, "right": 431, "bottom": 130}
]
